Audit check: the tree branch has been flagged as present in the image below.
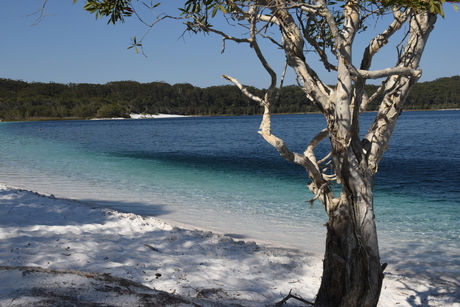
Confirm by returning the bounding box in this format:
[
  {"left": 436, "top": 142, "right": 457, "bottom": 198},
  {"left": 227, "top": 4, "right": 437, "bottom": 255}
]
[
  {"left": 28, "top": 0, "right": 55, "bottom": 26},
  {"left": 298, "top": 10, "right": 337, "bottom": 72},
  {"left": 222, "top": 75, "right": 264, "bottom": 104},
  {"left": 195, "top": 24, "right": 251, "bottom": 44},
  {"left": 361, "top": 8, "right": 411, "bottom": 70},
  {"left": 286, "top": 2, "right": 322, "bottom": 13},
  {"left": 304, "top": 128, "right": 329, "bottom": 168},
  {"left": 355, "top": 66, "right": 422, "bottom": 79},
  {"left": 360, "top": 80, "right": 385, "bottom": 112},
  {"left": 223, "top": 73, "right": 331, "bottom": 202},
  {"left": 316, "top": 0, "right": 343, "bottom": 50},
  {"left": 248, "top": 5, "right": 277, "bottom": 98},
  {"left": 275, "top": 289, "right": 315, "bottom": 306},
  {"left": 364, "top": 11, "right": 437, "bottom": 174}
]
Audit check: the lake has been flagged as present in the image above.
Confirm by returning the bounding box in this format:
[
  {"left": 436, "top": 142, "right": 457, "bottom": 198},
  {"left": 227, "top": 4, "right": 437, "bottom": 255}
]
[{"left": 0, "top": 110, "right": 459, "bottom": 280}]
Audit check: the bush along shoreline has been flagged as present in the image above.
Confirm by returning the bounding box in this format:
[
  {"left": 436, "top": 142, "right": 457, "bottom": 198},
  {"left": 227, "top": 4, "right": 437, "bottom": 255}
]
[{"left": 1, "top": 76, "right": 459, "bottom": 121}]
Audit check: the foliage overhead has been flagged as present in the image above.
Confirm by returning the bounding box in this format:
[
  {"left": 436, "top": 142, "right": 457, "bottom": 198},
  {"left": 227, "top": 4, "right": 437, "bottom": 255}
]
[
  {"left": 77, "top": 0, "right": 459, "bottom": 25},
  {"left": 378, "top": 0, "right": 459, "bottom": 16},
  {"left": 72, "top": 0, "right": 459, "bottom": 60},
  {"left": 73, "top": 0, "right": 135, "bottom": 24}
]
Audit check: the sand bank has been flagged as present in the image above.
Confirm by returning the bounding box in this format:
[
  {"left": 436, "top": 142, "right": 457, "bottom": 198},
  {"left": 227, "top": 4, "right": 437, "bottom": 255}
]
[{"left": 0, "top": 184, "right": 458, "bottom": 306}]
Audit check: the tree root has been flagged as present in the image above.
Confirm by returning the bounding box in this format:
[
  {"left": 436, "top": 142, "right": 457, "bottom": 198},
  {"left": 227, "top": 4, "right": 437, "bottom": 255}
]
[{"left": 275, "top": 290, "right": 314, "bottom": 306}]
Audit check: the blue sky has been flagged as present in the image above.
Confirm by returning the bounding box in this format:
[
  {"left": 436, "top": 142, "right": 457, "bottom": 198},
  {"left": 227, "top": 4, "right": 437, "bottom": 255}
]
[{"left": 1, "top": 1, "right": 459, "bottom": 89}]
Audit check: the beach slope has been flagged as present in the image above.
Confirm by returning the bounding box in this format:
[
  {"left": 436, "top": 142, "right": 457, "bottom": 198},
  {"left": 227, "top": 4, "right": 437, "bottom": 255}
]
[{"left": 0, "top": 184, "right": 457, "bottom": 306}]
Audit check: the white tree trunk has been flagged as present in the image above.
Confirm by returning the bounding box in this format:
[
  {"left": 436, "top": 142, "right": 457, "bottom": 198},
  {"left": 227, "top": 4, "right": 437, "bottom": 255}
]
[
  {"left": 188, "top": 2, "right": 437, "bottom": 305},
  {"left": 259, "top": 6, "right": 437, "bottom": 306}
]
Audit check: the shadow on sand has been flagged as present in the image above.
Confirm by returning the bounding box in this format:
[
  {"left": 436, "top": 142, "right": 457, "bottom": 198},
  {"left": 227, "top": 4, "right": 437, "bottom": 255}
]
[
  {"left": 0, "top": 186, "right": 320, "bottom": 306},
  {"left": 380, "top": 242, "right": 460, "bottom": 306}
]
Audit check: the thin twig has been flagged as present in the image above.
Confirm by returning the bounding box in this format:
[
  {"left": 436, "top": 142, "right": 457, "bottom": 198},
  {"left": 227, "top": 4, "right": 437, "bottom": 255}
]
[
  {"left": 275, "top": 289, "right": 315, "bottom": 306},
  {"left": 27, "top": 0, "right": 56, "bottom": 26}
]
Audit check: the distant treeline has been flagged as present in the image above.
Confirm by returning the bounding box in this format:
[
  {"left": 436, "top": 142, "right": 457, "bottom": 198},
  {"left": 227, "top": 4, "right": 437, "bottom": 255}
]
[{"left": 1, "top": 76, "right": 459, "bottom": 120}]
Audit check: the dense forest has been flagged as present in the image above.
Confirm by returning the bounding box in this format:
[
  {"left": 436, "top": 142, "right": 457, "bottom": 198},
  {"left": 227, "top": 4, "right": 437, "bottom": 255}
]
[{"left": 0, "top": 76, "right": 459, "bottom": 120}]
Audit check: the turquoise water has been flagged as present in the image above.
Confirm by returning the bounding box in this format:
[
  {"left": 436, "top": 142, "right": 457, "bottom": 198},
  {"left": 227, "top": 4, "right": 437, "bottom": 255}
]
[{"left": 0, "top": 111, "right": 459, "bottom": 278}]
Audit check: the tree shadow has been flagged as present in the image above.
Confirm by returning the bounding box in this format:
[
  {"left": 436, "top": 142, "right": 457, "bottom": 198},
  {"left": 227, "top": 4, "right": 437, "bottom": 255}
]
[
  {"left": 0, "top": 186, "right": 172, "bottom": 229},
  {"left": 398, "top": 279, "right": 460, "bottom": 307},
  {"left": 380, "top": 243, "right": 460, "bottom": 306},
  {"left": 0, "top": 186, "right": 321, "bottom": 306}
]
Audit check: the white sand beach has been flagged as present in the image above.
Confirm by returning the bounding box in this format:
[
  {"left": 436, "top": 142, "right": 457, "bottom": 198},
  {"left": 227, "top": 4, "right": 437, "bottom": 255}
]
[
  {"left": 0, "top": 183, "right": 458, "bottom": 306},
  {"left": 129, "top": 113, "right": 190, "bottom": 119}
]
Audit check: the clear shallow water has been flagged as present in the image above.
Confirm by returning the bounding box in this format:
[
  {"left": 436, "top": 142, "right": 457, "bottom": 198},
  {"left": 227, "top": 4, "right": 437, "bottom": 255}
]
[{"left": 0, "top": 111, "right": 459, "bottom": 277}]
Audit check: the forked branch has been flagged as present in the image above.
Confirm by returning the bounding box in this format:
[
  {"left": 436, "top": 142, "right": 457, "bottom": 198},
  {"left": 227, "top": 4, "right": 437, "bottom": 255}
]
[
  {"left": 28, "top": 0, "right": 55, "bottom": 26},
  {"left": 361, "top": 8, "right": 411, "bottom": 70},
  {"left": 223, "top": 75, "right": 329, "bottom": 195}
]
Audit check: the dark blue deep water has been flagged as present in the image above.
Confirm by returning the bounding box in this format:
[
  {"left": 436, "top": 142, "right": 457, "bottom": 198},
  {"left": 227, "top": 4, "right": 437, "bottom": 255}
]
[{"left": 0, "top": 110, "right": 459, "bottom": 277}]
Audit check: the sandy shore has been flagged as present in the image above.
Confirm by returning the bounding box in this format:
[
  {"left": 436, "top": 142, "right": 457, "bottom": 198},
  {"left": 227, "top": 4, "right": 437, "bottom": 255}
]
[
  {"left": 129, "top": 113, "right": 190, "bottom": 119},
  {"left": 0, "top": 183, "right": 458, "bottom": 306}
]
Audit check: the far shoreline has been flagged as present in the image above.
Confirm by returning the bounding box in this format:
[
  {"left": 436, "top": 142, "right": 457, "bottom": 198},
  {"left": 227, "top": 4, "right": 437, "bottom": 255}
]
[{"left": 1, "top": 108, "right": 458, "bottom": 123}]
